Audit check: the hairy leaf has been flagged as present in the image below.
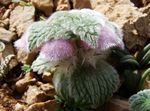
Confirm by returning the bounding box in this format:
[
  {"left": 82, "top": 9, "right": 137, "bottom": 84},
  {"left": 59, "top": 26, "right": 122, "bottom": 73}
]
[
  {"left": 129, "top": 89, "right": 150, "bottom": 111},
  {"left": 53, "top": 60, "right": 119, "bottom": 109}
]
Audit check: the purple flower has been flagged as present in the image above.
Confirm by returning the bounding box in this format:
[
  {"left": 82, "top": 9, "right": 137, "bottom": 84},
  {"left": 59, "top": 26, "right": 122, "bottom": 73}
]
[
  {"left": 97, "top": 26, "right": 124, "bottom": 51},
  {"left": 14, "top": 31, "right": 29, "bottom": 52},
  {"left": 40, "top": 39, "right": 75, "bottom": 61}
]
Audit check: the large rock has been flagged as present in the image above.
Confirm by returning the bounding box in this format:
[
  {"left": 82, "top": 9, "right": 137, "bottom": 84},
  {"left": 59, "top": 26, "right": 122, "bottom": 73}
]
[
  {"left": 9, "top": 6, "right": 35, "bottom": 36},
  {"left": 15, "top": 72, "right": 37, "bottom": 93},
  {"left": 54, "top": 0, "right": 70, "bottom": 11},
  {"left": 94, "top": 0, "right": 149, "bottom": 52},
  {"left": 31, "top": 0, "right": 54, "bottom": 16},
  {"left": 0, "top": 28, "right": 16, "bottom": 42}
]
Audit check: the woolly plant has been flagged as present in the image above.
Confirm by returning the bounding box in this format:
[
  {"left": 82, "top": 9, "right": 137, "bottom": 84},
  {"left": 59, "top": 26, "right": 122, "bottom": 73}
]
[
  {"left": 129, "top": 89, "right": 150, "bottom": 111},
  {"left": 14, "top": 9, "right": 125, "bottom": 110}
]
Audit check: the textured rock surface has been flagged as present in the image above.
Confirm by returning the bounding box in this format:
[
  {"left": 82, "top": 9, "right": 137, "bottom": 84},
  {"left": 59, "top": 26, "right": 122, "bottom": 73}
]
[
  {"left": 0, "top": 28, "right": 16, "bottom": 42},
  {"left": 31, "top": 0, "right": 53, "bottom": 16},
  {"left": 37, "top": 82, "right": 55, "bottom": 97},
  {"left": 16, "top": 49, "right": 37, "bottom": 64},
  {"left": 94, "top": 0, "right": 150, "bottom": 51},
  {"left": 0, "top": 0, "right": 11, "bottom": 5},
  {"left": 24, "top": 85, "right": 48, "bottom": 104},
  {"left": 9, "top": 6, "right": 35, "bottom": 36},
  {"left": 25, "top": 100, "right": 57, "bottom": 111},
  {"left": 0, "top": 88, "right": 18, "bottom": 111},
  {"left": 72, "top": 0, "right": 91, "bottom": 9},
  {"left": 15, "top": 72, "right": 37, "bottom": 93},
  {"left": 2, "top": 43, "right": 18, "bottom": 69},
  {"left": 42, "top": 71, "right": 53, "bottom": 83},
  {"left": 54, "top": 0, "right": 70, "bottom": 11}
]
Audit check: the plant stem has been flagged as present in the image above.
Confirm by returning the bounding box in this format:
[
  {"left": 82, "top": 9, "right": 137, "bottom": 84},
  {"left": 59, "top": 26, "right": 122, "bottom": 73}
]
[{"left": 138, "top": 68, "right": 150, "bottom": 90}]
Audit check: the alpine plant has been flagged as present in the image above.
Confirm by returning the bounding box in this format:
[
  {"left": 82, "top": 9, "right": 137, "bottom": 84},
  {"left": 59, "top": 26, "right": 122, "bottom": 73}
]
[
  {"left": 129, "top": 89, "right": 150, "bottom": 111},
  {"left": 14, "top": 9, "right": 125, "bottom": 110}
]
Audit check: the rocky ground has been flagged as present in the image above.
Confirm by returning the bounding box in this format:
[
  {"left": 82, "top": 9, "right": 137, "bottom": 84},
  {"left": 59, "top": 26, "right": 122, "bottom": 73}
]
[{"left": 0, "top": 0, "right": 149, "bottom": 111}]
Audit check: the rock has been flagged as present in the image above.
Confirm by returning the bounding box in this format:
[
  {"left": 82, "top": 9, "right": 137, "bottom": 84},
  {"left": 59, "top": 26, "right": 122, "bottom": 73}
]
[
  {"left": 1, "top": 43, "right": 18, "bottom": 69},
  {"left": 72, "top": 0, "right": 91, "bottom": 9},
  {"left": 54, "top": 0, "right": 71, "bottom": 11},
  {"left": 38, "top": 83, "right": 55, "bottom": 97},
  {"left": 0, "top": 0, "right": 12, "bottom": 5},
  {"left": 0, "top": 28, "right": 16, "bottom": 42},
  {"left": 9, "top": 6, "right": 35, "bottom": 36},
  {"left": 16, "top": 49, "right": 37, "bottom": 64},
  {"left": 94, "top": 1, "right": 149, "bottom": 52},
  {"left": 104, "top": 97, "right": 129, "bottom": 111},
  {"left": 54, "top": 0, "right": 70, "bottom": 11},
  {"left": 0, "top": 89, "right": 18, "bottom": 111},
  {"left": 15, "top": 72, "right": 37, "bottom": 93},
  {"left": 31, "top": 0, "right": 54, "bottom": 16},
  {"left": 142, "top": 0, "right": 150, "bottom": 6},
  {"left": 0, "top": 19, "right": 9, "bottom": 28},
  {"left": 42, "top": 71, "right": 53, "bottom": 83},
  {"left": 14, "top": 103, "right": 26, "bottom": 111},
  {"left": 2, "top": 9, "right": 11, "bottom": 20},
  {"left": 94, "top": 2, "right": 142, "bottom": 27},
  {"left": 25, "top": 100, "right": 57, "bottom": 111},
  {"left": 24, "top": 85, "right": 48, "bottom": 104},
  {"left": 0, "top": 7, "right": 6, "bottom": 20},
  {"left": 123, "top": 6, "right": 150, "bottom": 51}
]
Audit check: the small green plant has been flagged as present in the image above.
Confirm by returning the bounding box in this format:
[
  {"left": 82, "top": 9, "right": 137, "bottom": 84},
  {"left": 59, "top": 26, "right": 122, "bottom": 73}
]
[
  {"left": 129, "top": 89, "right": 150, "bottom": 111},
  {"left": 21, "top": 64, "right": 32, "bottom": 73},
  {"left": 110, "top": 43, "right": 150, "bottom": 93}
]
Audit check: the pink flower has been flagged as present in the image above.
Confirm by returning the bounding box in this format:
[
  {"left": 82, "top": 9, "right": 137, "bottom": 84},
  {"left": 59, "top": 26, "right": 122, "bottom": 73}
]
[
  {"left": 97, "top": 26, "right": 124, "bottom": 51},
  {"left": 40, "top": 39, "right": 75, "bottom": 61},
  {"left": 14, "top": 31, "right": 29, "bottom": 52}
]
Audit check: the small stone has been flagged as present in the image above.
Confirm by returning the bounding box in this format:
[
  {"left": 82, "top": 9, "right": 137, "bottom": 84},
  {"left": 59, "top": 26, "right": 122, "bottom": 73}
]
[
  {"left": 0, "top": 28, "right": 16, "bottom": 42},
  {"left": 2, "top": 9, "right": 11, "bottom": 20},
  {"left": 25, "top": 100, "right": 57, "bottom": 111},
  {"left": 39, "top": 83, "right": 55, "bottom": 97},
  {"left": 0, "top": 0, "right": 12, "bottom": 5},
  {"left": 42, "top": 71, "right": 52, "bottom": 83},
  {"left": 9, "top": 6, "right": 35, "bottom": 36},
  {"left": 54, "top": 0, "right": 70, "bottom": 11},
  {"left": 31, "top": 0, "right": 54, "bottom": 16},
  {"left": 0, "top": 18, "right": 9, "bottom": 28},
  {"left": 24, "top": 85, "right": 47, "bottom": 104},
  {"left": 15, "top": 72, "right": 37, "bottom": 93},
  {"left": 72, "top": 0, "right": 92, "bottom": 9},
  {"left": 14, "top": 103, "right": 25, "bottom": 111},
  {"left": 16, "top": 49, "right": 37, "bottom": 64}
]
